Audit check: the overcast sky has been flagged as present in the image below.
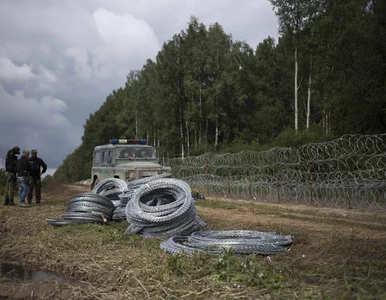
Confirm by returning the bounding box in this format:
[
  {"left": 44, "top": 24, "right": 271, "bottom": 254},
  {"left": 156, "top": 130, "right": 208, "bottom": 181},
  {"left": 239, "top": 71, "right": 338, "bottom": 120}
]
[{"left": 0, "top": 0, "right": 278, "bottom": 175}]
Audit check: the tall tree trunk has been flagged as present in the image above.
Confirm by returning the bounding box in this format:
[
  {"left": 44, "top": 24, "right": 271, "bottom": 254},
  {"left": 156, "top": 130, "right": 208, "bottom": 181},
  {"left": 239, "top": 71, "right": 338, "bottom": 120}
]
[
  {"left": 214, "top": 119, "right": 219, "bottom": 148},
  {"left": 328, "top": 110, "right": 331, "bottom": 137},
  {"left": 294, "top": 47, "right": 299, "bottom": 134},
  {"left": 194, "top": 127, "right": 197, "bottom": 149},
  {"left": 325, "top": 111, "right": 329, "bottom": 136},
  {"left": 180, "top": 114, "right": 184, "bottom": 159},
  {"left": 205, "top": 117, "right": 208, "bottom": 145},
  {"left": 186, "top": 120, "right": 190, "bottom": 157},
  {"left": 306, "top": 58, "right": 312, "bottom": 129},
  {"left": 199, "top": 74, "right": 202, "bottom": 144}
]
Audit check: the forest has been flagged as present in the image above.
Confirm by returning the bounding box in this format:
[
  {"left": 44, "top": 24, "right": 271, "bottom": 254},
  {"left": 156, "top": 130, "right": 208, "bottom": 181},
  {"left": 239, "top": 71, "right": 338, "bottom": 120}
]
[{"left": 53, "top": 0, "right": 385, "bottom": 182}]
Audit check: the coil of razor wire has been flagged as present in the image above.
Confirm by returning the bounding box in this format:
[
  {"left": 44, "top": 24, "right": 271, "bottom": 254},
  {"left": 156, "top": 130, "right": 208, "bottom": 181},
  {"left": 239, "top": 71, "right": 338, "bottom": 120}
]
[
  {"left": 126, "top": 173, "right": 173, "bottom": 189},
  {"left": 125, "top": 178, "right": 206, "bottom": 238},
  {"left": 111, "top": 173, "right": 173, "bottom": 221},
  {"left": 46, "top": 193, "right": 114, "bottom": 226},
  {"left": 160, "top": 230, "right": 293, "bottom": 255},
  {"left": 91, "top": 178, "right": 128, "bottom": 195},
  {"left": 166, "top": 134, "right": 386, "bottom": 209}
]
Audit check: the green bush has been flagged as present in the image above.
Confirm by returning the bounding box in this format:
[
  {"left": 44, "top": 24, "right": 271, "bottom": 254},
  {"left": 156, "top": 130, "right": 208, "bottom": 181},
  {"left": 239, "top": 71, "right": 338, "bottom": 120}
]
[{"left": 271, "top": 126, "right": 332, "bottom": 148}]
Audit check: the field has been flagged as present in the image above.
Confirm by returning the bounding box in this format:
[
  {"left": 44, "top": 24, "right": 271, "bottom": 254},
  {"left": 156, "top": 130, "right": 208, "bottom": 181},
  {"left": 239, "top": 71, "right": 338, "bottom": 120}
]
[{"left": 1, "top": 183, "right": 386, "bottom": 299}]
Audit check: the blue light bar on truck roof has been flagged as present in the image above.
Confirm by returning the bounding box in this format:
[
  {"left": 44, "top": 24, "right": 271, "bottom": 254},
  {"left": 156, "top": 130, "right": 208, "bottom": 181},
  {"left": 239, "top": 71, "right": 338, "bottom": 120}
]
[{"left": 110, "top": 139, "right": 147, "bottom": 145}]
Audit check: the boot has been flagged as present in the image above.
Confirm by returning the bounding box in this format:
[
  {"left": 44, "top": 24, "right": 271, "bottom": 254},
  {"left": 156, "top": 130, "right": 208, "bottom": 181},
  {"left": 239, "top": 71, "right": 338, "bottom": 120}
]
[
  {"left": 3, "top": 198, "right": 9, "bottom": 205},
  {"left": 9, "top": 199, "right": 16, "bottom": 206}
]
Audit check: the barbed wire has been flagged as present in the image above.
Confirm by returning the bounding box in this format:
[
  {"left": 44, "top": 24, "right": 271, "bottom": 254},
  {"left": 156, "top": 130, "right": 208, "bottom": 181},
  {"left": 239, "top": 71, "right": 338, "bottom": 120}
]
[{"left": 166, "top": 134, "right": 386, "bottom": 209}]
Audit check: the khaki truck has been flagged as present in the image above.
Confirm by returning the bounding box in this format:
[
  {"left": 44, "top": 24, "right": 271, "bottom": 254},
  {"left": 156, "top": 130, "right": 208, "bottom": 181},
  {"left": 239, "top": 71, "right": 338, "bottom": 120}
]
[{"left": 92, "top": 139, "right": 171, "bottom": 181}]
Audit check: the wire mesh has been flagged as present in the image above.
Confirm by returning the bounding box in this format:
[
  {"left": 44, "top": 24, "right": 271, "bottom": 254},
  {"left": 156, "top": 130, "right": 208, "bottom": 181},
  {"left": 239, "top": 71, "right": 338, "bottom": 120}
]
[{"left": 166, "top": 134, "right": 386, "bottom": 209}]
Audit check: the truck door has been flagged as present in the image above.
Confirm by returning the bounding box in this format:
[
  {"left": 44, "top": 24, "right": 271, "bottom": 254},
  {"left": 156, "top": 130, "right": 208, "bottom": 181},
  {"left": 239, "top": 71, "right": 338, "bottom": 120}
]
[
  {"left": 92, "top": 150, "right": 102, "bottom": 180},
  {"left": 102, "top": 149, "right": 114, "bottom": 179}
]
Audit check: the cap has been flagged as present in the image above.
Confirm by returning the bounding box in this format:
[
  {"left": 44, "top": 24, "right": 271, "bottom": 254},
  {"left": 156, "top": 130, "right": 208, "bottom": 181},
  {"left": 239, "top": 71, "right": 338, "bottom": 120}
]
[
  {"left": 12, "top": 146, "right": 20, "bottom": 154},
  {"left": 31, "top": 149, "right": 37, "bottom": 154}
]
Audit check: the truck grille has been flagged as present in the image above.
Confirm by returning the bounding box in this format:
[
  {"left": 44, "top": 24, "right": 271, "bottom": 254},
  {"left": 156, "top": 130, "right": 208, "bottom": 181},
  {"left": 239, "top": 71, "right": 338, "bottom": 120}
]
[{"left": 142, "top": 171, "right": 159, "bottom": 177}]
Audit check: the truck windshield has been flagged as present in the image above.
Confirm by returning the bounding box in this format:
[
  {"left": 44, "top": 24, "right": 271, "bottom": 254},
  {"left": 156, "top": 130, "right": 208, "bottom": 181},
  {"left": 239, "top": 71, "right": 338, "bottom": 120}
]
[{"left": 116, "top": 147, "right": 156, "bottom": 160}]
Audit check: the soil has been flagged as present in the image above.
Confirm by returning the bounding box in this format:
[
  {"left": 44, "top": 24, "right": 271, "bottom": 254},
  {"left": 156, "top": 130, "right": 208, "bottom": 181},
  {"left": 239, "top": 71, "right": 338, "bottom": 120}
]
[
  {"left": 197, "top": 206, "right": 386, "bottom": 239},
  {"left": 0, "top": 183, "right": 385, "bottom": 299}
]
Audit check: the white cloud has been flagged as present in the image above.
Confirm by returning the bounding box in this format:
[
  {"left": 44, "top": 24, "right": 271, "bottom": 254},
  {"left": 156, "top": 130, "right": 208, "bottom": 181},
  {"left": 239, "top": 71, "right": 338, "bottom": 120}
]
[
  {"left": 0, "top": 84, "right": 69, "bottom": 129},
  {"left": 0, "top": 56, "right": 57, "bottom": 90},
  {"left": 0, "top": 57, "right": 35, "bottom": 82},
  {"left": 91, "top": 8, "right": 160, "bottom": 80}
]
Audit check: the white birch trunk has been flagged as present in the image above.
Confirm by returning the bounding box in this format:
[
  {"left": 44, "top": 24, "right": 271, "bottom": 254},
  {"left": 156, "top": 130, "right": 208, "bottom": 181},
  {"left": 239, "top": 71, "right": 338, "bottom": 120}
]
[
  {"left": 180, "top": 117, "right": 184, "bottom": 159},
  {"left": 328, "top": 110, "right": 331, "bottom": 136},
  {"left": 199, "top": 74, "right": 202, "bottom": 144},
  {"left": 206, "top": 118, "right": 208, "bottom": 144},
  {"left": 294, "top": 47, "right": 299, "bottom": 134},
  {"left": 194, "top": 127, "right": 197, "bottom": 149},
  {"left": 186, "top": 120, "right": 190, "bottom": 157},
  {"left": 215, "top": 119, "right": 219, "bottom": 148},
  {"left": 306, "top": 64, "right": 312, "bottom": 129}
]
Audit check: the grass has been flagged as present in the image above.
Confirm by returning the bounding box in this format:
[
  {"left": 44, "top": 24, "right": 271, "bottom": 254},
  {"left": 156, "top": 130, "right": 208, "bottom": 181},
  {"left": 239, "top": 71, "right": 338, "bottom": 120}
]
[{"left": 0, "top": 183, "right": 386, "bottom": 299}]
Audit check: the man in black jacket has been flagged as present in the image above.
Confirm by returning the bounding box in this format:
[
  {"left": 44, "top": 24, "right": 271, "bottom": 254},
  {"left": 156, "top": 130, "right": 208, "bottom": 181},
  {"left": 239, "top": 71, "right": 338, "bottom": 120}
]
[
  {"left": 27, "top": 149, "right": 47, "bottom": 204},
  {"left": 17, "top": 150, "right": 30, "bottom": 206},
  {"left": 4, "top": 146, "right": 20, "bottom": 206}
]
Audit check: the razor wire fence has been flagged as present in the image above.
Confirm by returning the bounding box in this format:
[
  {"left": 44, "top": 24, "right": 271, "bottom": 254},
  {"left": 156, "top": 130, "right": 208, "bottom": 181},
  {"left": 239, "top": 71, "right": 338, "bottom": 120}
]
[{"left": 165, "top": 134, "right": 386, "bottom": 210}]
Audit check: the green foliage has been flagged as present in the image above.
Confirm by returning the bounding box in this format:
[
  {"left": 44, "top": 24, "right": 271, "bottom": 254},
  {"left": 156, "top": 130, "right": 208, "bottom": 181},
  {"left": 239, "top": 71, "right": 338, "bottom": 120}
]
[
  {"left": 165, "top": 248, "right": 290, "bottom": 291},
  {"left": 42, "top": 175, "right": 54, "bottom": 183},
  {"left": 54, "top": 3, "right": 386, "bottom": 182}
]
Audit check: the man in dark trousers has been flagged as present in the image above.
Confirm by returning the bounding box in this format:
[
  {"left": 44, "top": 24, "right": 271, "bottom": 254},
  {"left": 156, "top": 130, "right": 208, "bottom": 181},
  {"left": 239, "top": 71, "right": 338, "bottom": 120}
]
[
  {"left": 17, "top": 150, "right": 31, "bottom": 206},
  {"left": 4, "top": 146, "right": 20, "bottom": 206},
  {"left": 27, "top": 149, "right": 47, "bottom": 204}
]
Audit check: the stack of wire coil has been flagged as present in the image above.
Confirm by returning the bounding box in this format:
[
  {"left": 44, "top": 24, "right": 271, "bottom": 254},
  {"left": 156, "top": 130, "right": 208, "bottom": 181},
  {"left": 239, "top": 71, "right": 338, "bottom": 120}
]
[
  {"left": 46, "top": 193, "right": 115, "bottom": 226},
  {"left": 160, "top": 230, "right": 293, "bottom": 255},
  {"left": 125, "top": 178, "right": 206, "bottom": 238}
]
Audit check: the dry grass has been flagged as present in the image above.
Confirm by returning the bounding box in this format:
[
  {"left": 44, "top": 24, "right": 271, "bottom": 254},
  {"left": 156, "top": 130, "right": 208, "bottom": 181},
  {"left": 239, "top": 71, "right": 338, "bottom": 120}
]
[{"left": 0, "top": 183, "right": 386, "bottom": 299}]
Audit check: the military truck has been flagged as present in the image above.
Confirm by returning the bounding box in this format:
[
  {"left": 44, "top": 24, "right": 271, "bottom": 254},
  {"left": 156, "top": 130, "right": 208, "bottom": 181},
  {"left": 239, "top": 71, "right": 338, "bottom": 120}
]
[{"left": 92, "top": 139, "right": 171, "bottom": 181}]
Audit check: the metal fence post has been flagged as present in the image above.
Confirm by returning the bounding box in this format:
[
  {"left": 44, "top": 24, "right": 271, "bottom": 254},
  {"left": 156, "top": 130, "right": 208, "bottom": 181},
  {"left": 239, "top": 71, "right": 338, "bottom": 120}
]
[
  {"left": 227, "top": 167, "right": 231, "bottom": 197},
  {"left": 307, "top": 146, "right": 314, "bottom": 206},
  {"left": 249, "top": 170, "right": 253, "bottom": 200},
  {"left": 205, "top": 156, "right": 209, "bottom": 196},
  {"left": 275, "top": 150, "right": 280, "bottom": 203}
]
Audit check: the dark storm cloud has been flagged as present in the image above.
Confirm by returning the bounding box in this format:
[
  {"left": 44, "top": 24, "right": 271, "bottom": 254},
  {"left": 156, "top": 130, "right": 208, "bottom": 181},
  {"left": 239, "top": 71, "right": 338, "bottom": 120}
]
[{"left": 0, "top": 0, "right": 278, "bottom": 172}]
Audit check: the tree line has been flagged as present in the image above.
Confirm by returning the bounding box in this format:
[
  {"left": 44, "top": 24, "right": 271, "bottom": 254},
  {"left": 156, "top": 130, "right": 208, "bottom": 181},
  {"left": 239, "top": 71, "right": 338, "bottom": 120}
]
[{"left": 54, "top": 0, "right": 385, "bottom": 182}]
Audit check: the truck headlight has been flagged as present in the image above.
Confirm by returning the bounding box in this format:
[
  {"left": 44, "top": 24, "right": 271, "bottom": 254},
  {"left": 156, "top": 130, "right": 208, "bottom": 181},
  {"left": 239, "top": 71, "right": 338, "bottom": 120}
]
[{"left": 129, "top": 171, "right": 135, "bottom": 179}]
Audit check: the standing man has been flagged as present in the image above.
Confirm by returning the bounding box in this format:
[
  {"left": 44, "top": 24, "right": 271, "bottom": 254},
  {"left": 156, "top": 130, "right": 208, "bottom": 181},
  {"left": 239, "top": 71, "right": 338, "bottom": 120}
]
[
  {"left": 17, "top": 150, "right": 30, "bottom": 207},
  {"left": 27, "top": 149, "right": 47, "bottom": 204},
  {"left": 4, "top": 146, "right": 20, "bottom": 206}
]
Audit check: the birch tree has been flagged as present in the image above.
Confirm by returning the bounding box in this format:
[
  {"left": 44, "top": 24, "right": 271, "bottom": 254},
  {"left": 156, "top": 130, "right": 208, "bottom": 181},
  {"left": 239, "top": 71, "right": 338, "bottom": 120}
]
[{"left": 270, "top": 0, "right": 318, "bottom": 133}]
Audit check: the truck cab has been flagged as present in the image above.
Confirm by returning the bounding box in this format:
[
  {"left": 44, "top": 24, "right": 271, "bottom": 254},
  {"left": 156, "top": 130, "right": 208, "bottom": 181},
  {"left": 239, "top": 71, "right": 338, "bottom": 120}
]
[{"left": 92, "top": 139, "right": 171, "bottom": 181}]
